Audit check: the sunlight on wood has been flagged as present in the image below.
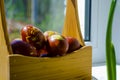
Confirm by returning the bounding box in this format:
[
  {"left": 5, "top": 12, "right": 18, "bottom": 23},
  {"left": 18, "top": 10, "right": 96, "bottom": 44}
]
[
  {"left": 0, "top": 4, "right": 10, "bottom": 80},
  {"left": 62, "top": 0, "right": 85, "bottom": 46}
]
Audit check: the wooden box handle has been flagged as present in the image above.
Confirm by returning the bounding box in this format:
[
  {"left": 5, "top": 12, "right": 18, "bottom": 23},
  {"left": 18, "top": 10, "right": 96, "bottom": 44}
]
[
  {"left": 0, "top": 0, "right": 11, "bottom": 79},
  {"left": 0, "top": 0, "right": 13, "bottom": 54},
  {"left": 62, "top": 0, "right": 85, "bottom": 46}
]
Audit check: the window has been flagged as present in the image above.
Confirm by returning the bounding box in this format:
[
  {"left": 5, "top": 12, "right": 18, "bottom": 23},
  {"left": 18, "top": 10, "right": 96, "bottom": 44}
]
[
  {"left": 78, "top": 0, "right": 91, "bottom": 41},
  {"left": 4, "top": 0, "right": 91, "bottom": 42},
  {"left": 6, "top": 0, "right": 108, "bottom": 64},
  {"left": 4, "top": 0, "right": 65, "bottom": 41}
]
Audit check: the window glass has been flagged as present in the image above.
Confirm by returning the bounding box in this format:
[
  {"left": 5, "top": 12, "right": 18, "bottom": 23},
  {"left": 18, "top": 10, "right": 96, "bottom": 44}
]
[
  {"left": 4, "top": 0, "right": 91, "bottom": 42},
  {"left": 4, "top": 0, "right": 65, "bottom": 41}
]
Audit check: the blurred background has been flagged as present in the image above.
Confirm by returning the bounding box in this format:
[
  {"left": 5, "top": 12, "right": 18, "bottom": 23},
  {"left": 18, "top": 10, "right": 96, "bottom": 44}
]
[{"left": 4, "top": 0, "right": 65, "bottom": 41}]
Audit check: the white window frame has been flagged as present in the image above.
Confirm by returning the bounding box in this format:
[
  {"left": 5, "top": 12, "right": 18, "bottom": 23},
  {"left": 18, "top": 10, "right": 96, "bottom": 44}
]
[
  {"left": 85, "top": 0, "right": 120, "bottom": 65},
  {"left": 78, "top": 0, "right": 101, "bottom": 65}
]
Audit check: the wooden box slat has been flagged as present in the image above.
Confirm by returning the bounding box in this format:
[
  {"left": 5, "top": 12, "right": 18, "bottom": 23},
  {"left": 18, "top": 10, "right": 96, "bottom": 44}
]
[{"left": 10, "top": 46, "right": 92, "bottom": 80}]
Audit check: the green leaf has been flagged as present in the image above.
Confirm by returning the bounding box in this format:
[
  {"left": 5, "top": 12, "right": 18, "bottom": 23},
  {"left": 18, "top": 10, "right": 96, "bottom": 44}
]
[
  {"left": 106, "top": 0, "right": 116, "bottom": 80},
  {"left": 111, "top": 43, "right": 116, "bottom": 80}
]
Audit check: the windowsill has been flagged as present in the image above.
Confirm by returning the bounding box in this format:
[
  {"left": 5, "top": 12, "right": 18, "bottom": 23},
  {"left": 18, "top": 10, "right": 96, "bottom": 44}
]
[{"left": 92, "top": 65, "right": 120, "bottom": 80}]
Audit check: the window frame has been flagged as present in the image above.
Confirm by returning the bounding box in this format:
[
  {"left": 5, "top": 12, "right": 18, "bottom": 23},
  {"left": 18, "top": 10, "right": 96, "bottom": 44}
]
[
  {"left": 87, "top": 0, "right": 120, "bottom": 65},
  {"left": 85, "top": 0, "right": 104, "bottom": 65}
]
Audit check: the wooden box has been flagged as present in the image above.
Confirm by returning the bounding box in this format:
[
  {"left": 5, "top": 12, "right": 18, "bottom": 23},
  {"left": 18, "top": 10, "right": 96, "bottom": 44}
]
[{"left": 0, "top": 0, "right": 92, "bottom": 80}]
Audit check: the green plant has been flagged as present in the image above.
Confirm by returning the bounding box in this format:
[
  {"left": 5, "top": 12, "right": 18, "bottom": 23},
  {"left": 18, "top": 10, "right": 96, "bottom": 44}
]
[{"left": 106, "top": 0, "right": 117, "bottom": 80}]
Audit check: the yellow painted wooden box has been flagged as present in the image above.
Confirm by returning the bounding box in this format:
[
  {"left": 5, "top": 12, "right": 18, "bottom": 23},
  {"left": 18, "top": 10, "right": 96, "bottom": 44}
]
[{"left": 0, "top": 0, "right": 92, "bottom": 80}]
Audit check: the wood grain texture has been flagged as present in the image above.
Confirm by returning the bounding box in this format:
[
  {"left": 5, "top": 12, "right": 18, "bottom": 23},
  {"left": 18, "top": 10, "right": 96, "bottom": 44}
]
[
  {"left": 0, "top": 1, "right": 10, "bottom": 80},
  {"left": 10, "top": 46, "right": 92, "bottom": 80},
  {"left": 0, "top": 0, "right": 13, "bottom": 55},
  {"left": 62, "top": 0, "right": 85, "bottom": 46}
]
